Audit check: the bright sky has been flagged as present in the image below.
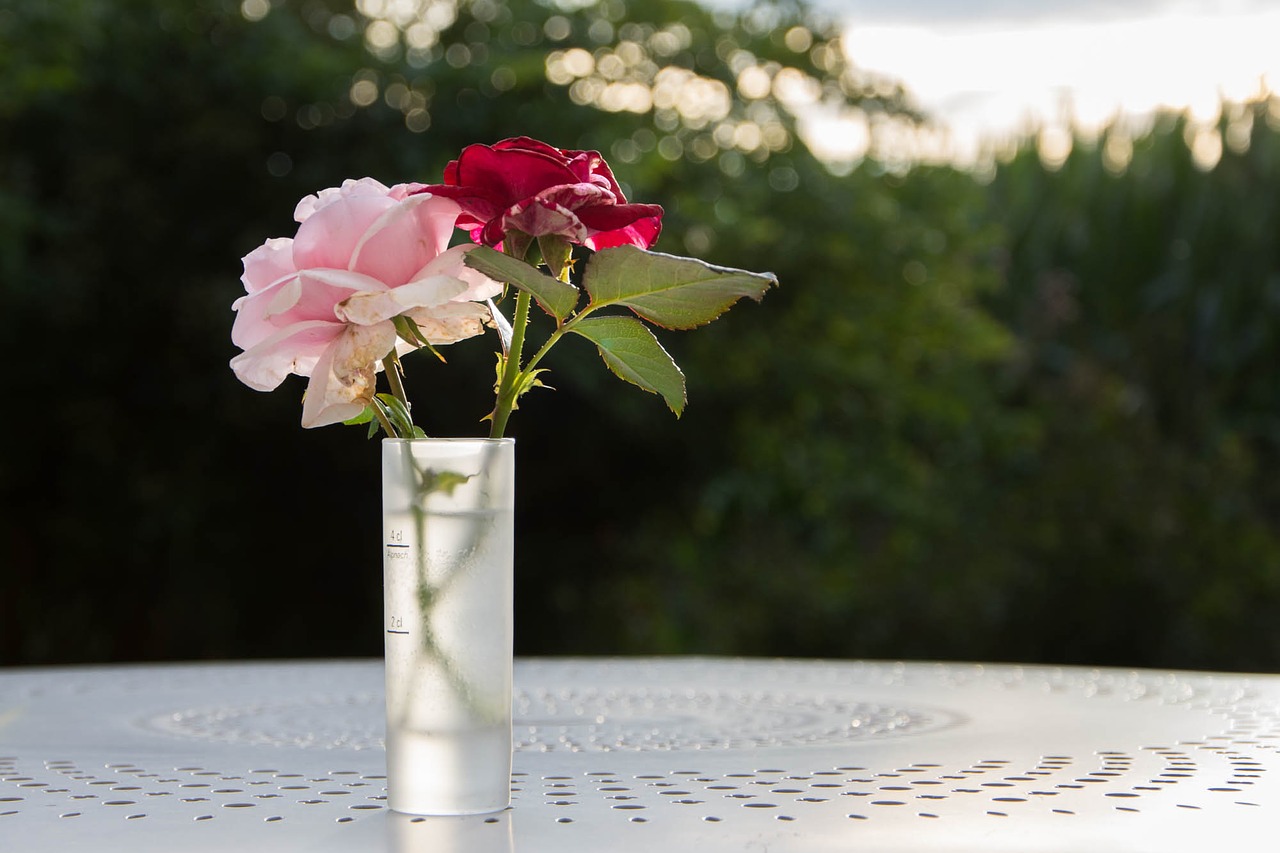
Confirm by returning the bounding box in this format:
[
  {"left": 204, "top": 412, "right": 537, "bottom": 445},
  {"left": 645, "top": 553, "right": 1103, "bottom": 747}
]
[{"left": 802, "top": 0, "right": 1280, "bottom": 167}]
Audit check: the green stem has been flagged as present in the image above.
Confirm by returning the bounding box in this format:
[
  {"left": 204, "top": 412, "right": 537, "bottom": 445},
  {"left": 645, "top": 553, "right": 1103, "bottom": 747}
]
[
  {"left": 487, "top": 284, "right": 606, "bottom": 438},
  {"left": 514, "top": 325, "right": 567, "bottom": 380},
  {"left": 372, "top": 400, "right": 397, "bottom": 438},
  {"left": 382, "top": 355, "right": 410, "bottom": 412},
  {"left": 489, "top": 289, "right": 532, "bottom": 438}
]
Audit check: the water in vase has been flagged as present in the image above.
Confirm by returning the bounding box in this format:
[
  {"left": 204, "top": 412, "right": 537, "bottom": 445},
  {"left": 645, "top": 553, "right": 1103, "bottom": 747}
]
[{"left": 383, "top": 503, "right": 514, "bottom": 814}]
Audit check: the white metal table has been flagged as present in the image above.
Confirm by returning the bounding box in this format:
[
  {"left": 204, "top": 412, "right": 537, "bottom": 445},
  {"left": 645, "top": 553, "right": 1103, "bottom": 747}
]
[{"left": 1, "top": 657, "right": 1276, "bottom": 851}]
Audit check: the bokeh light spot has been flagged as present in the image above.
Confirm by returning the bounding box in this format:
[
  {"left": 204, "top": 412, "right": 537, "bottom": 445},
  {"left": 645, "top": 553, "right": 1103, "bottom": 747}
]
[
  {"left": 240, "top": 0, "right": 269, "bottom": 23},
  {"left": 349, "top": 79, "right": 378, "bottom": 107},
  {"left": 784, "top": 26, "right": 812, "bottom": 53},
  {"left": 260, "top": 96, "right": 287, "bottom": 122},
  {"left": 738, "top": 66, "right": 772, "bottom": 100},
  {"left": 405, "top": 108, "right": 431, "bottom": 133},
  {"left": 327, "top": 14, "right": 357, "bottom": 41},
  {"left": 491, "top": 67, "right": 517, "bottom": 92},
  {"left": 544, "top": 15, "right": 571, "bottom": 41},
  {"left": 266, "top": 152, "right": 292, "bottom": 177}
]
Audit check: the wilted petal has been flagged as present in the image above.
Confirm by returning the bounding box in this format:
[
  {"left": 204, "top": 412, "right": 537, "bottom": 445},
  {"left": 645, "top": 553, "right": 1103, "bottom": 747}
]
[
  {"left": 336, "top": 276, "right": 468, "bottom": 326},
  {"left": 300, "top": 322, "right": 397, "bottom": 428},
  {"left": 404, "top": 301, "right": 492, "bottom": 345}
]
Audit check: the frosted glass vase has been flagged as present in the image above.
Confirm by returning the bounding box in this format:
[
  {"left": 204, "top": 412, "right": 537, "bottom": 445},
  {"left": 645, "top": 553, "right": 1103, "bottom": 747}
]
[{"left": 382, "top": 438, "right": 515, "bottom": 815}]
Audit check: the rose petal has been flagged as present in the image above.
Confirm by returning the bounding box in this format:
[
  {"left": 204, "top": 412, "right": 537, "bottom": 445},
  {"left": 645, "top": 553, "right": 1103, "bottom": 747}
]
[
  {"left": 535, "top": 182, "right": 617, "bottom": 209},
  {"left": 387, "top": 182, "right": 427, "bottom": 201},
  {"left": 241, "top": 238, "right": 297, "bottom": 293},
  {"left": 499, "top": 198, "right": 590, "bottom": 243},
  {"left": 492, "top": 137, "right": 569, "bottom": 159},
  {"left": 577, "top": 203, "right": 665, "bottom": 250},
  {"left": 231, "top": 269, "right": 387, "bottom": 349},
  {"left": 561, "top": 149, "right": 626, "bottom": 198},
  {"left": 230, "top": 277, "right": 305, "bottom": 351},
  {"left": 415, "top": 139, "right": 663, "bottom": 251},
  {"left": 421, "top": 141, "right": 583, "bottom": 226},
  {"left": 233, "top": 176, "right": 507, "bottom": 429},
  {"left": 459, "top": 142, "right": 580, "bottom": 202},
  {"left": 413, "top": 244, "right": 505, "bottom": 302},
  {"left": 294, "top": 177, "right": 392, "bottom": 223},
  {"left": 582, "top": 216, "right": 663, "bottom": 250},
  {"left": 575, "top": 200, "right": 664, "bottom": 231},
  {"left": 292, "top": 192, "right": 399, "bottom": 271},
  {"left": 230, "top": 320, "right": 344, "bottom": 391},
  {"left": 348, "top": 194, "right": 461, "bottom": 286}
]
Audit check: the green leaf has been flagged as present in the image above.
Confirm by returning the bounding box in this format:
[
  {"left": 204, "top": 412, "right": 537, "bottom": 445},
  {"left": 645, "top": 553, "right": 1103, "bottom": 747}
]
[
  {"left": 465, "top": 245, "right": 580, "bottom": 322},
  {"left": 343, "top": 405, "right": 379, "bottom": 439},
  {"left": 537, "top": 233, "right": 573, "bottom": 280},
  {"left": 582, "top": 245, "right": 778, "bottom": 330},
  {"left": 375, "top": 393, "right": 416, "bottom": 438},
  {"left": 491, "top": 352, "right": 505, "bottom": 393},
  {"left": 502, "top": 229, "right": 534, "bottom": 263},
  {"left": 570, "top": 315, "right": 686, "bottom": 416},
  {"left": 419, "top": 469, "right": 472, "bottom": 496},
  {"left": 509, "top": 368, "right": 551, "bottom": 410}
]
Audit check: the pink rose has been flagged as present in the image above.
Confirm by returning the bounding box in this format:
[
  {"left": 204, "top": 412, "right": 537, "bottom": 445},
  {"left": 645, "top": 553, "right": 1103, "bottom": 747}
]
[
  {"left": 412, "top": 137, "right": 663, "bottom": 250},
  {"left": 230, "top": 178, "right": 502, "bottom": 428}
]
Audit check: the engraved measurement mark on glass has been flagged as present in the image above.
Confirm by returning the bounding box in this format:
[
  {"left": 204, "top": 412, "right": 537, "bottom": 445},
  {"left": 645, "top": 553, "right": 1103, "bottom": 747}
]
[{"left": 385, "top": 528, "right": 411, "bottom": 635}]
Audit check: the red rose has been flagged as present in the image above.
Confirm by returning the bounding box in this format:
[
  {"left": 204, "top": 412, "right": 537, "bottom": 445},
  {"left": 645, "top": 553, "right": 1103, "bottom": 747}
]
[{"left": 414, "top": 137, "right": 663, "bottom": 251}]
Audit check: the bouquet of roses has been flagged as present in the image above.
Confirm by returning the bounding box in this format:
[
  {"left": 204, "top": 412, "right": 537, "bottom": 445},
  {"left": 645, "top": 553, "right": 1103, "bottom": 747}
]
[{"left": 230, "top": 137, "right": 777, "bottom": 436}]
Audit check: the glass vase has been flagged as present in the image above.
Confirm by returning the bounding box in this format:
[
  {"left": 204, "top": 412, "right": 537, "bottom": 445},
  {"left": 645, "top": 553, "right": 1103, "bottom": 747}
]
[{"left": 382, "top": 437, "right": 515, "bottom": 815}]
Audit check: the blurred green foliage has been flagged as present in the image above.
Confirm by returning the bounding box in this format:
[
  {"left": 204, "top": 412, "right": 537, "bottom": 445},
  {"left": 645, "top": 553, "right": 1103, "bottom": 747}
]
[{"left": 2, "top": 0, "right": 1278, "bottom": 671}]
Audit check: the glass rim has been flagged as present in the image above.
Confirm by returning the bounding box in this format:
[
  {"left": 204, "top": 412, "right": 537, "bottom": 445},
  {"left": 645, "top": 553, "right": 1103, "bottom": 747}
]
[{"left": 381, "top": 436, "right": 515, "bottom": 445}]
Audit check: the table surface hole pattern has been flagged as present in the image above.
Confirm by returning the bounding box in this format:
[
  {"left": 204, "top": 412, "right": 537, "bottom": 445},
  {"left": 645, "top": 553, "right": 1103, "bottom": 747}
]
[{"left": 1, "top": 658, "right": 1277, "bottom": 851}]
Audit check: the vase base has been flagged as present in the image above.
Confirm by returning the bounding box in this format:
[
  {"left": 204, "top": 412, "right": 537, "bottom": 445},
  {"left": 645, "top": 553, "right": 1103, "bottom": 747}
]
[{"left": 386, "top": 724, "right": 512, "bottom": 815}]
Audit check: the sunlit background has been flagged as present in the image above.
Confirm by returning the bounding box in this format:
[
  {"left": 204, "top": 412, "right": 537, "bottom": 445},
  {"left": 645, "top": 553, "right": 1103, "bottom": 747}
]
[
  {"left": 251, "top": 0, "right": 1280, "bottom": 174},
  {"left": 831, "top": 0, "right": 1280, "bottom": 170},
  {"left": 243, "top": 0, "right": 859, "bottom": 183}
]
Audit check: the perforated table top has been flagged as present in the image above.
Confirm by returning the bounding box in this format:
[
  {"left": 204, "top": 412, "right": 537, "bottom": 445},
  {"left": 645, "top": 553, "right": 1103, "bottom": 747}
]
[{"left": 1, "top": 657, "right": 1276, "bottom": 851}]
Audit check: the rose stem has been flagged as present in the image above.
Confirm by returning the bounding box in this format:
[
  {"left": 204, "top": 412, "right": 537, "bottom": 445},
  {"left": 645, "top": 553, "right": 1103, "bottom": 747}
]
[
  {"left": 489, "top": 289, "right": 531, "bottom": 438},
  {"left": 372, "top": 400, "right": 398, "bottom": 438},
  {"left": 382, "top": 355, "right": 412, "bottom": 413}
]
